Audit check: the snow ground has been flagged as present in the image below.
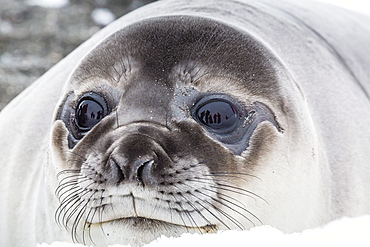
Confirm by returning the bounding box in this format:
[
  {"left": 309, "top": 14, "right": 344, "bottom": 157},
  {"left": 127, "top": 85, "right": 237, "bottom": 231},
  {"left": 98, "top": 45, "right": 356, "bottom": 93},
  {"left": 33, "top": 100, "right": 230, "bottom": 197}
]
[{"left": 37, "top": 215, "right": 370, "bottom": 247}]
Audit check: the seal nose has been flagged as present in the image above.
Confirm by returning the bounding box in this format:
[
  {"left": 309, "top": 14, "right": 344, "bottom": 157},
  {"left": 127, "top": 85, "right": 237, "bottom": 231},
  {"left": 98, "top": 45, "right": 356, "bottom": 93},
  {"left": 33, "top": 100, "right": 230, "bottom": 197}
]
[{"left": 109, "top": 155, "right": 157, "bottom": 187}]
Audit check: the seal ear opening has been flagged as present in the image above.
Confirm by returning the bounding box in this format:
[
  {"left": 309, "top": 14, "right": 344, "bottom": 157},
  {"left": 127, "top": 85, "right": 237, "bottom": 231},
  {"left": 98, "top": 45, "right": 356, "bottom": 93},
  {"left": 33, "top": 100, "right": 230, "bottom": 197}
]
[{"left": 51, "top": 120, "right": 70, "bottom": 169}]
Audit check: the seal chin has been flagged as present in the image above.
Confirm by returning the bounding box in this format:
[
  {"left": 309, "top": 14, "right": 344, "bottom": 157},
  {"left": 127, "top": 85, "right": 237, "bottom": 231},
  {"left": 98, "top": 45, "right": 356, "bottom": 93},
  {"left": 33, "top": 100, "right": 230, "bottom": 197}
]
[
  {"left": 97, "top": 217, "right": 217, "bottom": 233},
  {"left": 84, "top": 216, "right": 218, "bottom": 246}
]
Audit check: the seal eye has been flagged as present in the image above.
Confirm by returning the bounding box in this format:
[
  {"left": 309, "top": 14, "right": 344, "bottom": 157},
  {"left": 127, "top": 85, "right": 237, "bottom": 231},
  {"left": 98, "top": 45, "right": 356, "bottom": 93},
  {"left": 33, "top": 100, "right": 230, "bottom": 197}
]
[
  {"left": 195, "top": 99, "right": 239, "bottom": 134},
  {"left": 75, "top": 93, "right": 108, "bottom": 132},
  {"left": 76, "top": 100, "right": 104, "bottom": 130}
]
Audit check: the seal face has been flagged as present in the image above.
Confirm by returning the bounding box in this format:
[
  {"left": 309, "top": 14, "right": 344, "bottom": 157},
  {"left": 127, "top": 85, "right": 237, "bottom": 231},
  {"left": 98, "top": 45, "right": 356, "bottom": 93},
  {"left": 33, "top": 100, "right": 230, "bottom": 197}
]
[{"left": 52, "top": 15, "right": 284, "bottom": 245}]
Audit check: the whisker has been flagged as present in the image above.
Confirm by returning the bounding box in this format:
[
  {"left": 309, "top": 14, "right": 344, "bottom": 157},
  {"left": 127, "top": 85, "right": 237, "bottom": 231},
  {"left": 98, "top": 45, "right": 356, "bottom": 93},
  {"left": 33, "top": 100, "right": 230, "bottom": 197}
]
[
  {"left": 173, "top": 185, "right": 208, "bottom": 233},
  {"left": 56, "top": 175, "right": 97, "bottom": 200},
  {"left": 55, "top": 193, "right": 79, "bottom": 228},
  {"left": 63, "top": 191, "right": 91, "bottom": 229},
  {"left": 178, "top": 183, "right": 236, "bottom": 230},
  {"left": 168, "top": 193, "right": 194, "bottom": 232},
  {"left": 58, "top": 187, "right": 84, "bottom": 210},
  {"left": 98, "top": 204, "right": 108, "bottom": 237},
  {"left": 191, "top": 177, "right": 268, "bottom": 205},
  {"left": 56, "top": 174, "right": 92, "bottom": 196},
  {"left": 203, "top": 187, "right": 248, "bottom": 209},
  {"left": 71, "top": 202, "right": 88, "bottom": 243},
  {"left": 181, "top": 205, "right": 201, "bottom": 233},
  {"left": 57, "top": 173, "right": 80, "bottom": 184},
  {"left": 166, "top": 200, "right": 174, "bottom": 226},
  {"left": 58, "top": 194, "right": 81, "bottom": 229},
  {"left": 214, "top": 182, "right": 268, "bottom": 205},
  {"left": 56, "top": 179, "right": 79, "bottom": 198},
  {"left": 56, "top": 169, "right": 80, "bottom": 179},
  {"left": 195, "top": 199, "right": 230, "bottom": 230},
  {"left": 57, "top": 180, "right": 96, "bottom": 230},
  {"left": 181, "top": 194, "right": 212, "bottom": 234},
  {"left": 83, "top": 206, "right": 97, "bottom": 246},
  {"left": 203, "top": 198, "right": 245, "bottom": 230},
  {"left": 198, "top": 188, "right": 262, "bottom": 226},
  {"left": 208, "top": 172, "right": 261, "bottom": 181},
  {"left": 57, "top": 186, "right": 83, "bottom": 204},
  {"left": 71, "top": 190, "right": 98, "bottom": 244}
]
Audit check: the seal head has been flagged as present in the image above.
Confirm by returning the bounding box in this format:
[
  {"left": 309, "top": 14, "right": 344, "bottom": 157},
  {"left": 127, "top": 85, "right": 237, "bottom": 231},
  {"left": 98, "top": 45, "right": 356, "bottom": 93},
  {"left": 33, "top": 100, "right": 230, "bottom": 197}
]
[{"left": 51, "top": 15, "right": 290, "bottom": 246}]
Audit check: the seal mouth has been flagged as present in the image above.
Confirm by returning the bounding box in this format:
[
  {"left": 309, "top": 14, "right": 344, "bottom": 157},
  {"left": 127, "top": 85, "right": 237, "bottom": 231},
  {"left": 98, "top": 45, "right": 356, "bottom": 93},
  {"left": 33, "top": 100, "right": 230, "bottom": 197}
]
[{"left": 91, "top": 216, "right": 218, "bottom": 232}]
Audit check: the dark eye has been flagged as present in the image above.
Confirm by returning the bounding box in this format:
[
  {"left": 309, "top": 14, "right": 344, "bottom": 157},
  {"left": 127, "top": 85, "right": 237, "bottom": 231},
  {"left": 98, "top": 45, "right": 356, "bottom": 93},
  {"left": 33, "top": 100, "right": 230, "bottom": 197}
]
[
  {"left": 195, "top": 99, "right": 239, "bottom": 134},
  {"left": 75, "top": 93, "right": 108, "bottom": 132}
]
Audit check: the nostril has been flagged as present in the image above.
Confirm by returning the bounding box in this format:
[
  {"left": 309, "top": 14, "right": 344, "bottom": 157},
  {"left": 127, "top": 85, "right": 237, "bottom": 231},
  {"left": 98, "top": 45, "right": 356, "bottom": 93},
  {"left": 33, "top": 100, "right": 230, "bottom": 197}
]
[
  {"left": 134, "top": 159, "right": 155, "bottom": 186},
  {"left": 109, "top": 158, "right": 126, "bottom": 184},
  {"left": 136, "top": 162, "right": 145, "bottom": 183}
]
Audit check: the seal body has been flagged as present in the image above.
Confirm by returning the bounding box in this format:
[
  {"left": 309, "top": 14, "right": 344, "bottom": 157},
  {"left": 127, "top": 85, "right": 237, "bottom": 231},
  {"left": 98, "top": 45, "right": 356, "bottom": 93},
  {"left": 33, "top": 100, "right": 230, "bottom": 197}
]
[{"left": 1, "top": 0, "right": 370, "bottom": 246}]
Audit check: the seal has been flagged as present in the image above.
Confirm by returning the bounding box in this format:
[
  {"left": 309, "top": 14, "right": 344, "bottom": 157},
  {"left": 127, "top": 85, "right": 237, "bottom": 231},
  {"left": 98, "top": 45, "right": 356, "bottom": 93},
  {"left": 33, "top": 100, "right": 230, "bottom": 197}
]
[{"left": 1, "top": 0, "right": 370, "bottom": 246}]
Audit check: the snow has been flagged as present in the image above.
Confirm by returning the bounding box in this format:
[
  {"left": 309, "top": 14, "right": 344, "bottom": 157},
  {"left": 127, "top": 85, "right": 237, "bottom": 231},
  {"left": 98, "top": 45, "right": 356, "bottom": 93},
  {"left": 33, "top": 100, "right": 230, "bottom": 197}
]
[
  {"left": 37, "top": 215, "right": 370, "bottom": 247},
  {"left": 91, "top": 8, "right": 116, "bottom": 26},
  {"left": 26, "top": 0, "right": 69, "bottom": 8}
]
